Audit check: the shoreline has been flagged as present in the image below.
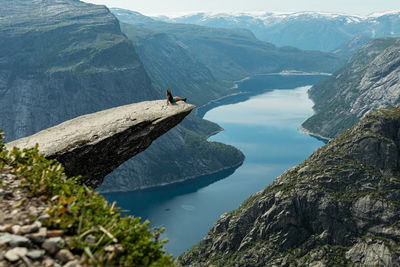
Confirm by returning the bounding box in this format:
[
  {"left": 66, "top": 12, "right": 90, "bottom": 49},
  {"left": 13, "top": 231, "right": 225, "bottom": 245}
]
[
  {"left": 194, "top": 91, "right": 243, "bottom": 117},
  {"left": 299, "top": 125, "right": 331, "bottom": 142},
  {"left": 98, "top": 159, "right": 244, "bottom": 194},
  {"left": 194, "top": 76, "right": 250, "bottom": 117}
]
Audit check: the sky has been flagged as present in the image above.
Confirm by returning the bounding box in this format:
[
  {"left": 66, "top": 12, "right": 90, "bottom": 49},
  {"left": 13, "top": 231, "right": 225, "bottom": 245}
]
[{"left": 82, "top": 0, "right": 400, "bottom": 17}]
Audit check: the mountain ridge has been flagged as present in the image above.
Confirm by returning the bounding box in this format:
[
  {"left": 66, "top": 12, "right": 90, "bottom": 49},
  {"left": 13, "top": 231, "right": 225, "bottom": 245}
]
[
  {"left": 180, "top": 104, "right": 400, "bottom": 266},
  {"left": 152, "top": 10, "right": 400, "bottom": 51}
]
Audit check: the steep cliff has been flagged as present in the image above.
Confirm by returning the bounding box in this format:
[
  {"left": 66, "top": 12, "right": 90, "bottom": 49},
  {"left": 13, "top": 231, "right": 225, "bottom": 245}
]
[
  {"left": 118, "top": 22, "right": 232, "bottom": 106},
  {"left": 180, "top": 105, "right": 400, "bottom": 267},
  {"left": 6, "top": 101, "right": 194, "bottom": 188},
  {"left": 302, "top": 37, "right": 400, "bottom": 139},
  {"left": 0, "top": 0, "right": 160, "bottom": 141}
]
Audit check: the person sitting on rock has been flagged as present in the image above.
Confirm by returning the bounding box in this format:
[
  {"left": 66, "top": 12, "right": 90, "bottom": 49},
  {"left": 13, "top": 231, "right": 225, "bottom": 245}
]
[{"left": 166, "top": 88, "right": 186, "bottom": 105}]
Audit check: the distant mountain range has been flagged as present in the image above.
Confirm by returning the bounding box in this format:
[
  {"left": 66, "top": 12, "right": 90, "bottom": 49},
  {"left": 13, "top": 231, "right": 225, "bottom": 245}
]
[
  {"left": 111, "top": 8, "right": 345, "bottom": 82},
  {"left": 154, "top": 11, "right": 400, "bottom": 52}
]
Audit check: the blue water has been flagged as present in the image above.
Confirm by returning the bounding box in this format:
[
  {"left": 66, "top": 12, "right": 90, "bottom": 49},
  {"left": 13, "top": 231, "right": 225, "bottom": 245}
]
[{"left": 103, "top": 85, "right": 324, "bottom": 256}]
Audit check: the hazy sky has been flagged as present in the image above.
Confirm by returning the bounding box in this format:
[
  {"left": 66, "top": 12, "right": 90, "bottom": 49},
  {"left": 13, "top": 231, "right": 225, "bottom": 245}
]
[{"left": 82, "top": 0, "right": 399, "bottom": 17}]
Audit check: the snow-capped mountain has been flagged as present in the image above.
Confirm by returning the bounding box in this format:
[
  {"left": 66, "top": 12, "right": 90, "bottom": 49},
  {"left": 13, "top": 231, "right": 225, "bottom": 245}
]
[{"left": 155, "top": 11, "right": 400, "bottom": 52}]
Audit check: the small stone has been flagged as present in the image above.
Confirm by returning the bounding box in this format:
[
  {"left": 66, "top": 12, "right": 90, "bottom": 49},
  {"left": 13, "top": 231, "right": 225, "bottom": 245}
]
[
  {"left": 2, "top": 191, "right": 14, "bottom": 200},
  {"left": 20, "top": 255, "right": 33, "bottom": 266},
  {"left": 10, "top": 209, "right": 19, "bottom": 216},
  {"left": 27, "top": 249, "right": 45, "bottom": 260},
  {"left": 27, "top": 227, "right": 47, "bottom": 244},
  {"left": 9, "top": 234, "right": 31, "bottom": 248},
  {"left": 104, "top": 245, "right": 114, "bottom": 252},
  {"left": 44, "top": 258, "right": 55, "bottom": 267},
  {"left": 37, "top": 214, "right": 50, "bottom": 222},
  {"left": 63, "top": 260, "right": 81, "bottom": 267},
  {"left": 56, "top": 249, "right": 75, "bottom": 263},
  {"left": 42, "top": 237, "right": 65, "bottom": 254},
  {"left": 11, "top": 225, "right": 21, "bottom": 235},
  {"left": 21, "top": 221, "right": 41, "bottom": 234},
  {"left": 0, "top": 234, "right": 31, "bottom": 247},
  {"left": 0, "top": 224, "right": 12, "bottom": 233},
  {"left": 46, "top": 230, "right": 64, "bottom": 237},
  {"left": 4, "top": 247, "right": 28, "bottom": 262}
]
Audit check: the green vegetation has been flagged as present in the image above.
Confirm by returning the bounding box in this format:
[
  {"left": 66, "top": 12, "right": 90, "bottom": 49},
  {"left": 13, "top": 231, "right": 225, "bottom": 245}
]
[{"left": 0, "top": 130, "right": 173, "bottom": 266}]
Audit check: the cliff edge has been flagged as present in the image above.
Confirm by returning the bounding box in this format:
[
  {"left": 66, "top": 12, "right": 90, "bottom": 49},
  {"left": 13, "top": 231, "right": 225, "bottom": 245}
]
[{"left": 6, "top": 100, "right": 194, "bottom": 188}]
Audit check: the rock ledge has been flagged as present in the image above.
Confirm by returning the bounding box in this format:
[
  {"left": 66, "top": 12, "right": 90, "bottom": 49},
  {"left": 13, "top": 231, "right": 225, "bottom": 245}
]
[{"left": 6, "top": 100, "right": 194, "bottom": 187}]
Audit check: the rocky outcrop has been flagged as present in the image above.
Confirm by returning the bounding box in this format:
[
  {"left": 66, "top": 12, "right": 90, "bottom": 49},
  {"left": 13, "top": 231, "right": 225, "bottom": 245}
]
[
  {"left": 302, "top": 37, "right": 400, "bottom": 139},
  {"left": 180, "top": 105, "right": 400, "bottom": 266},
  {"left": 6, "top": 101, "right": 194, "bottom": 187}
]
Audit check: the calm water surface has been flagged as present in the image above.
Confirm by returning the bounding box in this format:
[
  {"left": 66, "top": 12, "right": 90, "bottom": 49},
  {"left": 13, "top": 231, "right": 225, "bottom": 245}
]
[{"left": 103, "top": 84, "right": 324, "bottom": 256}]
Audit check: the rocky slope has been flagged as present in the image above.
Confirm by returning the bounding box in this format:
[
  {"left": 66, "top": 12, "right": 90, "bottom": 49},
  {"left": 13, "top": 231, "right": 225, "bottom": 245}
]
[
  {"left": 1, "top": 167, "right": 82, "bottom": 267},
  {"left": 179, "top": 104, "right": 400, "bottom": 267},
  {"left": 6, "top": 101, "right": 194, "bottom": 188},
  {"left": 302, "top": 37, "right": 400, "bottom": 139},
  {"left": 0, "top": 0, "right": 244, "bottom": 192},
  {"left": 157, "top": 11, "right": 400, "bottom": 52},
  {"left": 0, "top": 132, "right": 173, "bottom": 266}
]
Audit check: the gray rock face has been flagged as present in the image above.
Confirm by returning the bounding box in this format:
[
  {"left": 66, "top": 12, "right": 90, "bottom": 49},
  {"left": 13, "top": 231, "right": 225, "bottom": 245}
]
[
  {"left": 180, "top": 105, "right": 400, "bottom": 266},
  {"left": 0, "top": 0, "right": 160, "bottom": 142},
  {"left": 302, "top": 37, "right": 400, "bottom": 139},
  {"left": 6, "top": 101, "right": 194, "bottom": 187}
]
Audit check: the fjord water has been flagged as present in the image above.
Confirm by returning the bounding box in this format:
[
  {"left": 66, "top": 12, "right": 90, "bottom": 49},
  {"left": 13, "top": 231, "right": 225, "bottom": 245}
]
[{"left": 103, "top": 78, "right": 324, "bottom": 256}]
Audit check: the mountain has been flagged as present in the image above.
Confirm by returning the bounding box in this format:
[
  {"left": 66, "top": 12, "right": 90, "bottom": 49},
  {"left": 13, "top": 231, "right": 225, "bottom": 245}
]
[
  {"left": 0, "top": 0, "right": 244, "bottom": 192},
  {"left": 331, "top": 35, "right": 371, "bottom": 59},
  {"left": 156, "top": 11, "right": 400, "bottom": 52},
  {"left": 302, "top": 37, "right": 400, "bottom": 139},
  {"left": 0, "top": 0, "right": 160, "bottom": 141},
  {"left": 111, "top": 8, "right": 345, "bottom": 83},
  {"left": 117, "top": 22, "right": 233, "bottom": 106},
  {"left": 180, "top": 104, "right": 400, "bottom": 266}
]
